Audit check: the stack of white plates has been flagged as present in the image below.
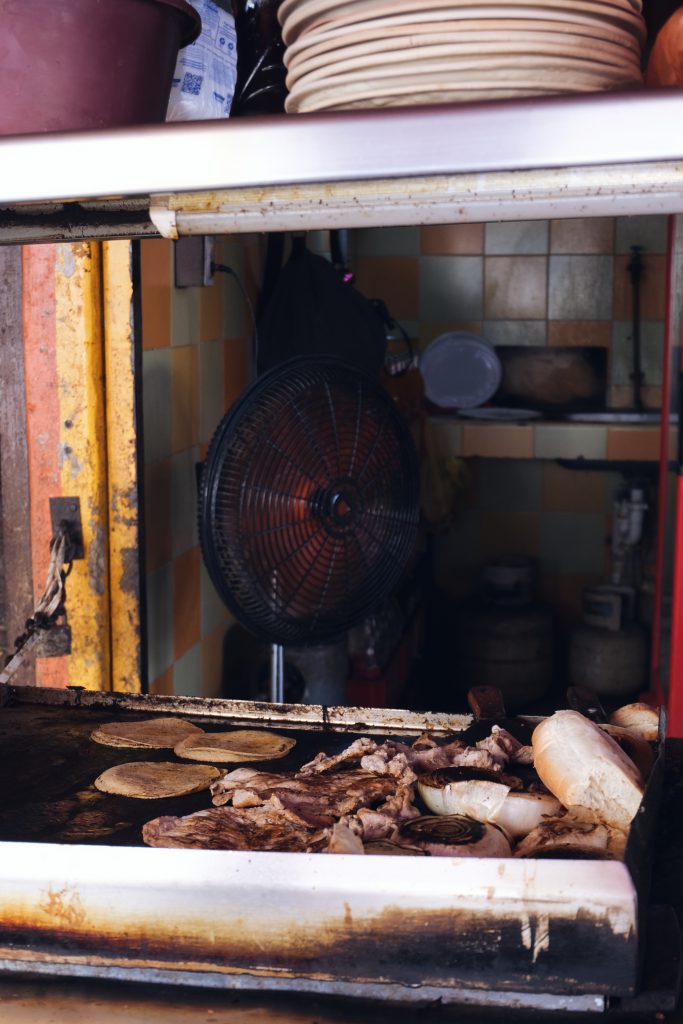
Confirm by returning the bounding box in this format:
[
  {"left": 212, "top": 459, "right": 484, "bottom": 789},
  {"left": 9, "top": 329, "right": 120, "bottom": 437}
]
[{"left": 278, "top": 0, "right": 645, "bottom": 113}]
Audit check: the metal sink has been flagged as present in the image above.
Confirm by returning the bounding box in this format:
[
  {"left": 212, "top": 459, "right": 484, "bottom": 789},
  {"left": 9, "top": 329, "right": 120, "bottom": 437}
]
[{"left": 563, "top": 411, "right": 675, "bottom": 425}]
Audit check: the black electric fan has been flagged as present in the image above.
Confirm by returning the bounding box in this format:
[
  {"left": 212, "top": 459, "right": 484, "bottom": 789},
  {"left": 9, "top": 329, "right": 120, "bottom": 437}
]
[{"left": 198, "top": 356, "right": 420, "bottom": 702}]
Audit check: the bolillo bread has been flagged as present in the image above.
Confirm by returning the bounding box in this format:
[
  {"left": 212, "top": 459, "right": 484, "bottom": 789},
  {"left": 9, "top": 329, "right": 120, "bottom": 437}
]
[
  {"left": 608, "top": 702, "right": 660, "bottom": 743},
  {"left": 532, "top": 710, "right": 645, "bottom": 832},
  {"left": 598, "top": 723, "right": 655, "bottom": 779}
]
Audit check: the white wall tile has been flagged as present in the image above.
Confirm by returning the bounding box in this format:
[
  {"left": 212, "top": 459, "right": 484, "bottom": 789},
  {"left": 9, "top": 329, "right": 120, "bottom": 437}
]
[
  {"left": 420, "top": 256, "right": 483, "bottom": 320},
  {"left": 615, "top": 215, "right": 668, "bottom": 255},
  {"left": 485, "top": 221, "right": 549, "bottom": 255},
  {"left": 548, "top": 255, "right": 613, "bottom": 320},
  {"left": 611, "top": 320, "right": 665, "bottom": 387},
  {"left": 173, "top": 642, "right": 202, "bottom": 697}
]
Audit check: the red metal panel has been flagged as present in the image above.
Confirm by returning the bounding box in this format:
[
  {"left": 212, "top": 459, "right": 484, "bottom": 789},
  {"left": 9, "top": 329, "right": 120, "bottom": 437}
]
[
  {"left": 650, "top": 217, "right": 675, "bottom": 712},
  {"left": 668, "top": 476, "right": 683, "bottom": 737}
]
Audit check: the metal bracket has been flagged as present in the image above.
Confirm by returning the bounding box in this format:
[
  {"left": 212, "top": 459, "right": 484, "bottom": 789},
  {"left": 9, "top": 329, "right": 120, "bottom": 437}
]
[
  {"left": 49, "top": 497, "right": 84, "bottom": 560},
  {"left": 174, "top": 235, "right": 215, "bottom": 288}
]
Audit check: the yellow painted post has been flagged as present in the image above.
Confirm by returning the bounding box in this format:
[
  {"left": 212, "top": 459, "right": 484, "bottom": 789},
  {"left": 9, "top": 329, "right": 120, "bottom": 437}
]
[
  {"left": 102, "top": 241, "right": 142, "bottom": 694},
  {"left": 54, "top": 242, "right": 111, "bottom": 691}
]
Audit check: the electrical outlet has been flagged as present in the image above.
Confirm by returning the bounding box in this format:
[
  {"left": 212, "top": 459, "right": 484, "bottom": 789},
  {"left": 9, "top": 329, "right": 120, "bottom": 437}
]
[
  {"left": 49, "top": 497, "right": 84, "bottom": 560},
  {"left": 174, "top": 236, "right": 215, "bottom": 288}
]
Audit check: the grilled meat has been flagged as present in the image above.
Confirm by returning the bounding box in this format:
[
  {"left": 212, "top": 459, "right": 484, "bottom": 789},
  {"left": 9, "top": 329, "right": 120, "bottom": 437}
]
[{"left": 143, "top": 803, "right": 329, "bottom": 852}]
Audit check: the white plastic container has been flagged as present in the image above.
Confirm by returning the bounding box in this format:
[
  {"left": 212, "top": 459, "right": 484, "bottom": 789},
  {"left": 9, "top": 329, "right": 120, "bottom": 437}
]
[
  {"left": 166, "top": 0, "right": 237, "bottom": 121},
  {"left": 419, "top": 331, "right": 501, "bottom": 410}
]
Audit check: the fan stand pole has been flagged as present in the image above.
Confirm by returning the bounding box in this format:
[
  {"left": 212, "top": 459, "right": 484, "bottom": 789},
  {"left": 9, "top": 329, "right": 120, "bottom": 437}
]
[{"left": 269, "top": 643, "right": 284, "bottom": 704}]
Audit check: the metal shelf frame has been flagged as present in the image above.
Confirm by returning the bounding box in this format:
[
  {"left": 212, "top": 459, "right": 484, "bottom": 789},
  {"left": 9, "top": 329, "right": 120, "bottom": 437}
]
[{"left": 1, "top": 90, "right": 683, "bottom": 241}]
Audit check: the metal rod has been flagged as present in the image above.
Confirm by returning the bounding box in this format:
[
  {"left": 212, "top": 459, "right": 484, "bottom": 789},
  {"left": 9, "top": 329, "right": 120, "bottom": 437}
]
[{"left": 269, "top": 642, "right": 284, "bottom": 705}]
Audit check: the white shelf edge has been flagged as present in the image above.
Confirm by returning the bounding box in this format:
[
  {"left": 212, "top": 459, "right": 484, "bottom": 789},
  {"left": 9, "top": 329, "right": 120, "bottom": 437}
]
[{"left": 0, "top": 90, "right": 682, "bottom": 207}]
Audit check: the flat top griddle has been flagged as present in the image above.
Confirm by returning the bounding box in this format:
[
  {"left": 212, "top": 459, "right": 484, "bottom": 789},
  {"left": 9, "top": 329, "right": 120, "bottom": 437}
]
[
  {"left": 0, "top": 683, "right": 658, "bottom": 1001},
  {"left": 0, "top": 688, "right": 475, "bottom": 848}
]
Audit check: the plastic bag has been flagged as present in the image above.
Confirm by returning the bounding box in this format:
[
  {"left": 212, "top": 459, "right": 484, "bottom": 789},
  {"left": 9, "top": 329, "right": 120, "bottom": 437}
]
[
  {"left": 166, "top": 0, "right": 237, "bottom": 122},
  {"left": 257, "top": 236, "right": 387, "bottom": 378}
]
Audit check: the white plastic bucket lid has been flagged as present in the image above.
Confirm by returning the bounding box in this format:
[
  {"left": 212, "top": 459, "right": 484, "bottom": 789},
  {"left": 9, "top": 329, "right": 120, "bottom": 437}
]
[{"left": 419, "top": 331, "right": 501, "bottom": 409}]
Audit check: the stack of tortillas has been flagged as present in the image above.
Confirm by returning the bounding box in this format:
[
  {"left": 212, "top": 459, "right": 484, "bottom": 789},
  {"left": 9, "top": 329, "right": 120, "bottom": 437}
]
[
  {"left": 90, "top": 718, "right": 296, "bottom": 799},
  {"left": 279, "top": 0, "right": 645, "bottom": 112},
  {"left": 174, "top": 729, "right": 296, "bottom": 764}
]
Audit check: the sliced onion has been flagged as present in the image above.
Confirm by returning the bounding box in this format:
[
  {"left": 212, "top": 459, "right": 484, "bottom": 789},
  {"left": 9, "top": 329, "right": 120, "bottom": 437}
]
[
  {"left": 418, "top": 769, "right": 510, "bottom": 821},
  {"left": 418, "top": 767, "right": 559, "bottom": 839},
  {"left": 398, "top": 814, "right": 512, "bottom": 857},
  {"left": 494, "top": 791, "right": 562, "bottom": 839}
]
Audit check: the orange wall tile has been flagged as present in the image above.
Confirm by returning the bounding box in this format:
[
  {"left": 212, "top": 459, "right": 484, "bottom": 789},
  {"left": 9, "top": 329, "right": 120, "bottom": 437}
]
[
  {"left": 547, "top": 321, "right": 611, "bottom": 347},
  {"left": 353, "top": 256, "right": 419, "bottom": 320},
  {"left": 149, "top": 665, "right": 174, "bottom": 695},
  {"left": 173, "top": 545, "right": 201, "bottom": 661},
  {"left": 200, "top": 280, "right": 225, "bottom": 342},
  {"left": 462, "top": 425, "right": 534, "bottom": 458},
  {"left": 224, "top": 336, "right": 249, "bottom": 409},
  {"left": 613, "top": 254, "right": 666, "bottom": 320},
  {"left": 542, "top": 463, "right": 608, "bottom": 514},
  {"left": 140, "top": 239, "right": 171, "bottom": 350},
  {"left": 421, "top": 223, "right": 485, "bottom": 255},
  {"left": 171, "top": 346, "right": 199, "bottom": 453},
  {"left": 606, "top": 426, "right": 660, "bottom": 461}
]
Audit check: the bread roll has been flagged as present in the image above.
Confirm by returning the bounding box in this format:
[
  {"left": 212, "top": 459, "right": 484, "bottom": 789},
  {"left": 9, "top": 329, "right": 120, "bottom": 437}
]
[
  {"left": 608, "top": 702, "right": 660, "bottom": 743},
  {"left": 532, "top": 711, "right": 644, "bottom": 832},
  {"left": 598, "top": 723, "right": 655, "bottom": 779},
  {"left": 515, "top": 811, "right": 627, "bottom": 860},
  {"left": 514, "top": 814, "right": 610, "bottom": 858}
]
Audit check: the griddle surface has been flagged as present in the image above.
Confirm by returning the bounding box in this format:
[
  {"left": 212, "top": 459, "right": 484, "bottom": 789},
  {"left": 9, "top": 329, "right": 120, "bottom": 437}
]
[{"left": 0, "top": 702, "right": 426, "bottom": 847}]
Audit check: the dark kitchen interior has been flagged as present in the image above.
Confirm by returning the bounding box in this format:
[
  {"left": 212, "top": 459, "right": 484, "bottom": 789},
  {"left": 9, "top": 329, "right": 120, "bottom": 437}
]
[{"left": 0, "top": 0, "right": 683, "bottom": 1019}]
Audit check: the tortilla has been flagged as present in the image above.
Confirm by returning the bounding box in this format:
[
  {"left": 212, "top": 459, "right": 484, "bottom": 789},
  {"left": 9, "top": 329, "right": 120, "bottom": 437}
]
[
  {"left": 94, "top": 762, "right": 221, "bottom": 799},
  {"left": 90, "top": 717, "right": 205, "bottom": 750},
  {"left": 174, "top": 729, "right": 296, "bottom": 764}
]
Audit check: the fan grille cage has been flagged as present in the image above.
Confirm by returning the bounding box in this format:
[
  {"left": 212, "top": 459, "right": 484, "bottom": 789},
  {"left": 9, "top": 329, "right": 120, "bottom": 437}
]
[{"left": 200, "top": 358, "right": 420, "bottom": 646}]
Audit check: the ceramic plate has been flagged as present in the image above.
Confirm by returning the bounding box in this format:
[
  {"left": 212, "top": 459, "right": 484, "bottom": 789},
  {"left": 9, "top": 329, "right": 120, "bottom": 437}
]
[
  {"left": 286, "top": 36, "right": 641, "bottom": 89},
  {"left": 285, "top": 24, "right": 641, "bottom": 78},
  {"left": 317, "top": 87, "right": 575, "bottom": 110},
  {"left": 279, "top": 0, "right": 645, "bottom": 46},
  {"left": 286, "top": 72, "right": 634, "bottom": 112},
  {"left": 283, "top": 13, "right": 641, "bottom": 66},
  {"left": 286, "top": 58, "right": 639, "bottom": 108}
]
